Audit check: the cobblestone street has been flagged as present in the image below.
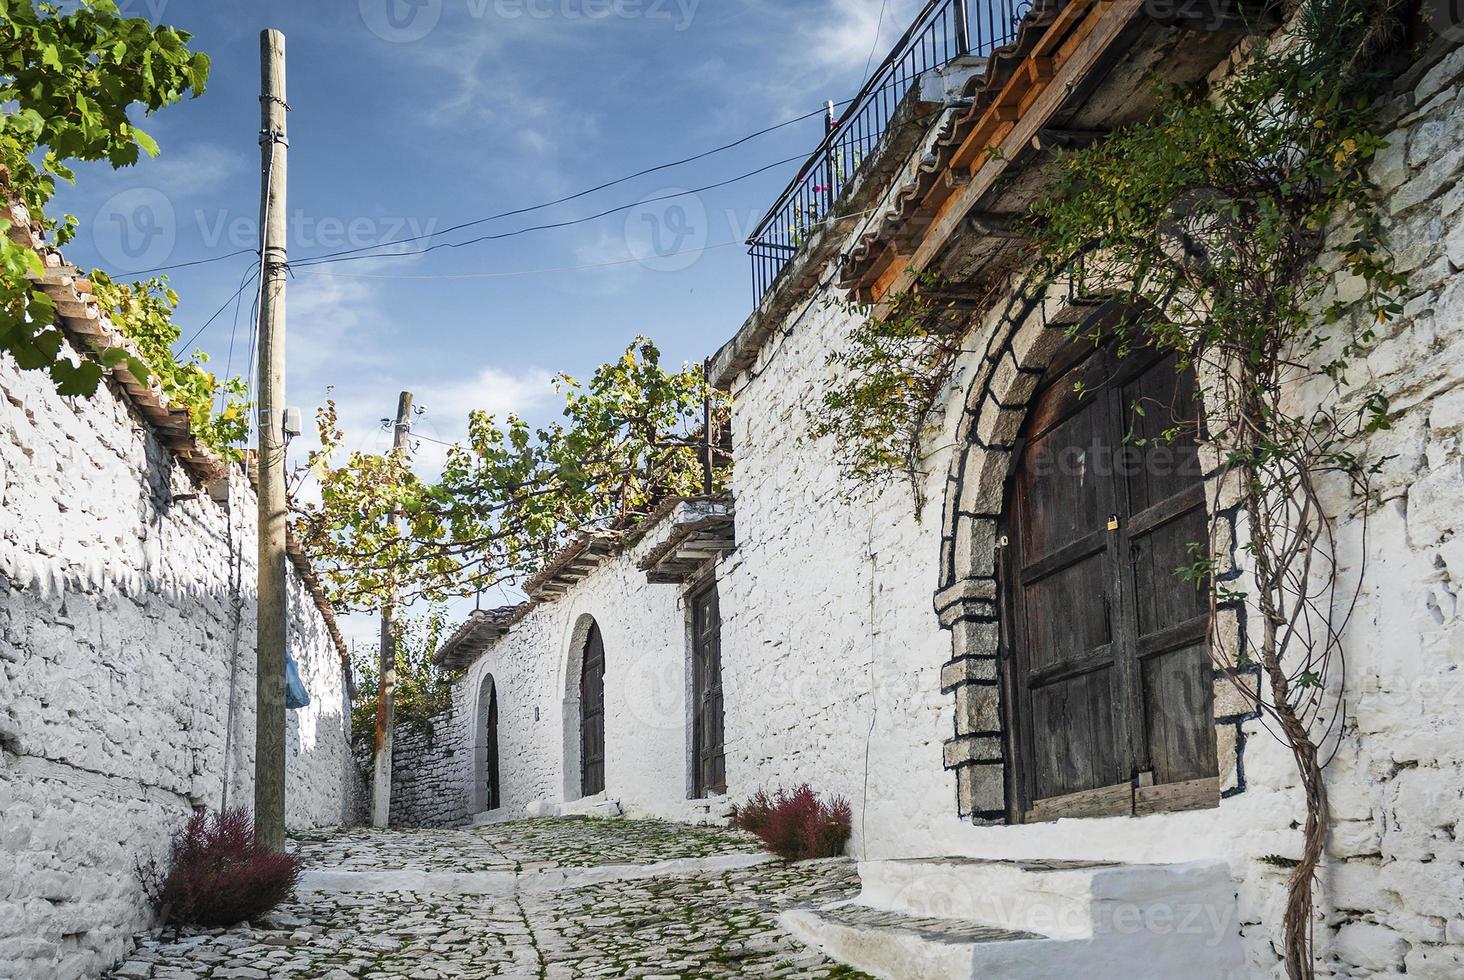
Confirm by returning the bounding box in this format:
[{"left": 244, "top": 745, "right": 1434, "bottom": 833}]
[{"left": 105, "top": 819, "right": 867, "bottom": 980}]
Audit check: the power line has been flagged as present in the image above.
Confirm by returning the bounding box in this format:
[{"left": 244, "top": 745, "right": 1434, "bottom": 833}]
[
  {"left": 291, "top": 241, "right": 742, "bottom": 280},
  {"left": 130, "top": 247, "right": 256, "bottom": 277},
  {"left": 287, "top": 101, "right": 855, "bottom": 268},
  {"left": 173, "top": 263, "right": 260, "bottom": 355},
  {"left": 291, "top": 152, "right": 811, "bottom": 269},
  {"left": 287, "top": 203, "right": 889, "bottom": 282},
  {"left": 862, "top": 0, "right": 893, "bottom": 84}
]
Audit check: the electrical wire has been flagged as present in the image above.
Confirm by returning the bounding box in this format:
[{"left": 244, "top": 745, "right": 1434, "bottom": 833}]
[
  {"left": 172, "top": 263, "right": 260, "bottom": 355},
  {"left": 291, "top": 152, "right": 811, "bottom": 269},
  {"left": 862, "top": 0, "right": 893, "bottom": 85},
  {"left": 291, "top": 101, "right": 855, "bottom": 269},
  {"left": 129, "top": 248, "right": 257, "bottom": 278}
]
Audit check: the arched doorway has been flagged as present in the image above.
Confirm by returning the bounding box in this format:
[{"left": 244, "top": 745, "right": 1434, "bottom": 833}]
[
  {"left": 579, "top": 621, "right": 606, "bottom": 797},
  {"left": 474, "top": 675, "right": 500, "bottom": 813},
  {"left": 1000, "top": 337, "right": 1218, "bottom": 821}
]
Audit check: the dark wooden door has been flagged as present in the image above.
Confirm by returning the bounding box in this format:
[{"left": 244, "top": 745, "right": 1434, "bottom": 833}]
[
  {"left": 1003, "top": 341, "right": 1217, "bottom": 822},
  {"left": 484, "top": 682, "right": 500, "bottom": 811},
  {"left": 580, "top": 622, "right": 606, "bottom": 797},
  {"left": 691, "top": 583, "right": 726, "bottom": 797}
]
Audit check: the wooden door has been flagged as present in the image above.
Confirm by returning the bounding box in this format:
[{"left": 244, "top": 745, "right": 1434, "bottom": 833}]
[
  {"left": 691, "top": 583, "right": 726, "bottom": 797},
  {"left": 580, "top": 622, "right": 606, "bottom": 797},
  {"left": 484, "top": 682, "right": 500, "bottom": 811},
  {"left": 1002, "top": 341, "right": 1218, "bottom": 822}
]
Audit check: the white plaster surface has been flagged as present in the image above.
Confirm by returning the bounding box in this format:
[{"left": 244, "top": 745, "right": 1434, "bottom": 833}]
[
  {"left": 390, "top": 45, "right": 1464, "bottom": 980},
  {"left": 0, "top": 354, "right": 359, "bottom": 980}
]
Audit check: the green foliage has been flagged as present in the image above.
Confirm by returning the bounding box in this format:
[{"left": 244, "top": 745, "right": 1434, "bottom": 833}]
[
  {"left": 0, "top": 0, "right": 208, "bottom": 392},
  {"left": 297, "top": 338, "right": 728, "bottom": 610},
  {"left": 350, "top": 609, "right": 456, "bottom": 756},
  {"left": 810, "top": 271, "right": 989, "bottom": 510},
  {"left": 89, "top": 270, "right": 249, "bottom": 458}
]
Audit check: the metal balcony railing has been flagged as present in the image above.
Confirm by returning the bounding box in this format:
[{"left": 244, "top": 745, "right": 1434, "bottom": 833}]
[{"left": 747, "top": 0, "right": 1030, "bottom": 307}]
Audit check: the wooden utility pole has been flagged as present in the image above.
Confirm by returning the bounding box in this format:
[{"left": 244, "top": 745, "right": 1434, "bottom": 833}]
[
  {"left": 371, "top": 391, "right": 414, "bottom": 827},
  {"left": 254, "top": 28, "right": 289, "bottom": 851}
]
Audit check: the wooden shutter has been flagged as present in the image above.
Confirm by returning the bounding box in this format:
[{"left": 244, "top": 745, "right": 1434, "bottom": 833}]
[
  {"left": 691, "top": 583, "right": 726, "bottom": 798},
  {"left": 580, "top": 622, "right": 606, "bottom": 797},
  {"left": 1003, "top": 342, "right": 1219, "bottom": 822}
]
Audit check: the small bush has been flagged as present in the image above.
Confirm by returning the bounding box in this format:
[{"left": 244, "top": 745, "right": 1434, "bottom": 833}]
[
  {"left": 731, "top": 784, "right": 852, "bottom": 862},
  {"left": 146, "top": 808, "right": 301, "bottom": 927}
]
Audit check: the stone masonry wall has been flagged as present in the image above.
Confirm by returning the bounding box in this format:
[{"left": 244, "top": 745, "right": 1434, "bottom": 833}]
[
  {"left": 386, "top": 36, "right": 1464, "bottom": 979},
  {"left": 389, "top": 699, "right": 470, "bottom": 828},
  {"left": 0, "top": 352, "right": 359, "bottom": 980}
]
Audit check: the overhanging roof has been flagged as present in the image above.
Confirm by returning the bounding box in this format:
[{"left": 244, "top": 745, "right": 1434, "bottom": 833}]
[
  {"left": 635, "top": 497, "right": 735, "bottom": 585},
  {"left": 432, "top": 603, "right": 532, "bottom": 671}
]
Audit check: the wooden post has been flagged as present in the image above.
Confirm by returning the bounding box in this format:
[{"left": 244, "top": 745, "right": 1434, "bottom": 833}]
[
  {"left": 701, "top": 357, "right": 714, "bottom": 496},
  {"left": 254, "top": 28, "right": 289, "bottom": 851},
  {"left": 371, "top": 391, "right": 414, "bottom": 827}
]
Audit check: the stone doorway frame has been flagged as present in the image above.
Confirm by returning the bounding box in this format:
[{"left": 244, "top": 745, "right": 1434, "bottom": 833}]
[{"left": 933, "top": 280, "right": 1257, "bottom": 823}]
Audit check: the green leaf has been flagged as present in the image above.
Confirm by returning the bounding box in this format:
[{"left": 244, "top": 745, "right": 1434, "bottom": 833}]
[{"left": 133, "top": 127, "right": 160, "bottom": 157}]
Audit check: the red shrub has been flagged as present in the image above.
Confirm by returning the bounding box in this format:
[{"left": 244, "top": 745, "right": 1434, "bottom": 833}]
[
  {"left": 149, "top": 808, "right": 301, "bottom": 927},
  {"left": 731, "top": 784, "right": 852, "bottom": 862}
]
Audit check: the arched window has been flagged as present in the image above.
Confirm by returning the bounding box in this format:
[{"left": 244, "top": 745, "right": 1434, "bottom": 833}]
[
  {"left": 579, "top": 621, "right": 606, "bottom": 797},
  {"left": 1001, "top": 339, "right": 1218, "bottom": 821},
  {"left": 474, "top": 675, "right": 500, "bottom": 813}
]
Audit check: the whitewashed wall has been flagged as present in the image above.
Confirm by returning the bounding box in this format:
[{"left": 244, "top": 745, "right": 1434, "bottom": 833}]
[
  {"left": 403, "top": 42, "right": 1464, "bottom": 980},
  {"left": 442, "top": 545, "right": 702, "bottom": 824},
  {"left": 0, "top": 353, "right": 359, "bottom": 980}
]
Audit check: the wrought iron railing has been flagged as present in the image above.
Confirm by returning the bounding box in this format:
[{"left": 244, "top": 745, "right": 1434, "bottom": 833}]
[{"left": 747, "top": 0, "right": 1029, "bottom": 306}]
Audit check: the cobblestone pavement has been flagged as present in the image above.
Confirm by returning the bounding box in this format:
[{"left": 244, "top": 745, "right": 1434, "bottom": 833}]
[
  {"left": 106, "top": 820, "right": 868, "bottom": 979},
  {"left": 291, "top": 818, "right": 764, "bottom": 873}
]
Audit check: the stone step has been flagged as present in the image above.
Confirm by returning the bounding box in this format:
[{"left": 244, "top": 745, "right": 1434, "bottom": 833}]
[
  {"left": 856, "top": 856, "right": 1238, "bottom": 942},
  {"left": 779, "top": 858, "right": 1246, "bottom": 979},
  {"left": 781, "top": 903, "right": 1092, "bottom": 980}
]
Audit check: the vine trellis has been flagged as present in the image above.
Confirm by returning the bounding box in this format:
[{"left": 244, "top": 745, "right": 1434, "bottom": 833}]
[{"left": 813, "top": 1, "right": 1412, "bottom": 975}]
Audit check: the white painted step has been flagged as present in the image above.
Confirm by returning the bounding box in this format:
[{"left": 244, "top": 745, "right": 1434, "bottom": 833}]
[
  {"left": 781, "top": 858, "right": 1246, "bottom": 980},
  {"left": 859, "top": 857, "right": 1238, "bottom": 941}
]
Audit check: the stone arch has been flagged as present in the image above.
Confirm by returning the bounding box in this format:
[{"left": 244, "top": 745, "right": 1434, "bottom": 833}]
[
  {"left": 934, "top": 276, "right": 1250, "bottom": 823},
  {"left": 472, "top": 673, "right": 501, "bottom": 813},
  {"left": 561, "top": 613, "right": 598, "bottom": 801}
]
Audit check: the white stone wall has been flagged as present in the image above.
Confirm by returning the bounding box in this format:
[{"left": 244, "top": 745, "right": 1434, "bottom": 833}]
[
  {"left": 400, "top": 41, "right": 1464, "bottom": 980},
  {"left": 0, "top": 354, "right": 359, "bottom": 980},
  {"left": 451, "top": 547, "right": 699, "bottom": 822}
]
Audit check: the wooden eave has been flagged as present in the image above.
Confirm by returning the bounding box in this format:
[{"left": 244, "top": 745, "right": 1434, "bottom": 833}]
[
  {"left": 6, "top": 198, "right": 229, "bottom": 484},
  {"left": 431, "top": 603, "right": 532, "bottom": 671},
  {"left": 522, "top": 532, "right": 622, "bottom": 602},
  {"left": 635, "top": 498, "right": 736, "bottom": 585},
  {"left": 840, "top": 0, "right": 1263, "bottom": 308}
]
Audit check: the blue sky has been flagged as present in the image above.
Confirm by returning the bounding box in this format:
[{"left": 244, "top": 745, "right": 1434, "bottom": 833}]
[{"left": 51, "top": 0, "right": 921, "bottom": 636}]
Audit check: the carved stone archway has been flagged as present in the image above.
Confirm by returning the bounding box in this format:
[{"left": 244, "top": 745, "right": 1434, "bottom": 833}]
[{"left": 934, "top": 277, "right": 1253, "bottom": 823}]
